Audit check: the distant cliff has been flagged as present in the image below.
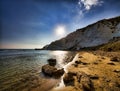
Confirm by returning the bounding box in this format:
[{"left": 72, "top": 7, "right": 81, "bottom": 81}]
[{"left": 43, "top": 16, "right": 120, "bottom": 50}]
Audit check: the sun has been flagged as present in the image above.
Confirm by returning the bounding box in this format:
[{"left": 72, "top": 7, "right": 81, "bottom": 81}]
[{"left": 54, "top": 25, "right": 66, "bottom": 37}]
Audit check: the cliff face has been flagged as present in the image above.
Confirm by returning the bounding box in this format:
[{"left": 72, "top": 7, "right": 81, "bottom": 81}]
[{"left": 43, "top": 16, "right": 120, "bottom": 50}]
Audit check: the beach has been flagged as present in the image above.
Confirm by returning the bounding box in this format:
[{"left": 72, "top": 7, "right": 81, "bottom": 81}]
[
  {"left": 51, "top": 51, "right": 120, "bottom": 91},
  {"left": 0, "top": 49, "right": 120, "bottom": 91}
]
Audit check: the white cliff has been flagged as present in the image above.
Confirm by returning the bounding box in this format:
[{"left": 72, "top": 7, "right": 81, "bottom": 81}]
[{"left": 43, "top": 16, "right": 120, "bottom": 50}]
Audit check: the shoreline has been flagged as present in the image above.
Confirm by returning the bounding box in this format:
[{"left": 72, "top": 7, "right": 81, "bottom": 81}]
[{"left": 51, "top": 51, "right": 120, "bottom": 91}]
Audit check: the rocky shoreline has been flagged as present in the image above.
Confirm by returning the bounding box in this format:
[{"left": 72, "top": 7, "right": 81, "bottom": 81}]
[{"left": 50, "top": 51, "right": 120, "bottom": 91}]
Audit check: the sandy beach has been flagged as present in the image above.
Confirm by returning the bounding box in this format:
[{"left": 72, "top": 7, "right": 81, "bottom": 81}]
[{"left": 51, "top": 51, "right": 120, "bottom": 91}]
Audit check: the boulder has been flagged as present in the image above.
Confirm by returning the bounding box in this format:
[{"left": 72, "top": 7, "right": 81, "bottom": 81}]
[
  {"left": 53, "top": 68, "right": 65, "bottom": 78},
  {"left": 42, "top": 64, "right": 57, "bottom": 76},
  {"left": 47, "top": 59, "right": 57, "bottom": 66},
  {"left": 63, "top": 73, "right": 74, "bottom": 86},
  {"left": 77, "top": 72, "right": 93, "bottom": 91},
  {"left": 42, "top": 64, "right": 64, "bottom": 78}
]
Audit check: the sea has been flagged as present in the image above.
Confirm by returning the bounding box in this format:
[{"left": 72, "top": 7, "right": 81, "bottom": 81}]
[{"left": 0, "top": 49, "right": 75, "bottom": 91}]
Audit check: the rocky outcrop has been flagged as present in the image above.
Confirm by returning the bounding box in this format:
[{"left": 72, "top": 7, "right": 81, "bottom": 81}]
[
  {"left": 77, "top": 72, "right": 93, "bottom": 91},
  {"left": 63, "top": 71, "right": 94, "bottom": 91},
  {"left": 43, "top": 16, "right": 120, "bottom": 50},
  {"left": 42, "top": 64, "right": 57, "bottom": 76},
  {"left": 47, "top": 59, "right": 56, "bottom": 66},
  {"left": 42, "top": 64, "right": 65, "bottom": 78},
  {"left": 53, "top": 68, "right": 64, "bottom": 78},
  {"left": 42, "top": 58, "right": 64, "bottom": 78},
  {"left": 63, "top": 72, "right": 75, "bottom": 86}
]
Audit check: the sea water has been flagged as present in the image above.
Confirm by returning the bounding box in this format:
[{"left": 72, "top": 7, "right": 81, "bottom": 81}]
[{"left": 0, "top": 49, "right": 75, "bottom": 91}]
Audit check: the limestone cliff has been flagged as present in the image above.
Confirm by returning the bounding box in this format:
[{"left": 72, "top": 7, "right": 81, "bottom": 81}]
[{"left": 43, "top": 16, "right": 120, "bottom": 50}]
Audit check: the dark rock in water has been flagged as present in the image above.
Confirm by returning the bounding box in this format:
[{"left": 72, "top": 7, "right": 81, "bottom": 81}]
[
  {"left": 111, "top": 57, "right": 119, "bottom": 62},
  {"left": 42, "top": 64, "right": 64, "bottom": 78},
  {"left": 63, "top": 73, "right": 75, "bottom": 86},
  {"left": 47, "top": 59, "right": 57, "bottom": 66},
  {"left": 53, "top": 68, "right": 65, "bottom": 78},
  {"left": 42, "top": 64, "right": 57, "bottom": 76}
]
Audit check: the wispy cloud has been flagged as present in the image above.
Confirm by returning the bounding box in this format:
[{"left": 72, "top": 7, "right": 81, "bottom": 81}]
[
  {"left": 78, "top": 0, "right": 103, "bottom": 10},
  {"left": 76, "top": 0, "right": 103, "bottom": 18},
  {"left": 67, "top": 0, "right": 103, "bottom": 33}
]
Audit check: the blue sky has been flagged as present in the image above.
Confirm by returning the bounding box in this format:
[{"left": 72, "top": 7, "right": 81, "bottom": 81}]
[{"left": 1, "top": 0, "right": 120, "bottom": 49}]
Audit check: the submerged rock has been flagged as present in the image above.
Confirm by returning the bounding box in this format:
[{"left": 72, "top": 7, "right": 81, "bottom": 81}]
[{"left": 47, "top": 59, "right": 57, "bottom": 66}]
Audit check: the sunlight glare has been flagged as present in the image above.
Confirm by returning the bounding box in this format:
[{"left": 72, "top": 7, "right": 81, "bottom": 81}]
[{"left": 54, "top": 25, "right": 66, "bottom": 37}]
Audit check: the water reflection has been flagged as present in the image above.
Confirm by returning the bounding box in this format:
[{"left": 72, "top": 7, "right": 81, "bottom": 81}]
[
  {"left": 53, "top": 54, "right": 79, "bottom": 90},
  {"left": 51, "top": 51, "right": 70, "bottom": 68},
  {"left": 0, "top": 50, "right": 76, "bottom": 91}
]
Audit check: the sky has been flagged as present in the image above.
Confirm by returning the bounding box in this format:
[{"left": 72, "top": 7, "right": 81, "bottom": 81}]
[{"left": 1, "top": 0, "right": 120, "bottom": 49}]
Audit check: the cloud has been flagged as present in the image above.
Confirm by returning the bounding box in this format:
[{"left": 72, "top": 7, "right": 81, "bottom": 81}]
[
  {"left": 78, "top": 0, "right": 103, "bottom": 10},
  {"left": 67, "top": 0, "right": 104, "bottom": 33},
  {"left": 75, "top": 0, "right": 103, "bottom": 21}
]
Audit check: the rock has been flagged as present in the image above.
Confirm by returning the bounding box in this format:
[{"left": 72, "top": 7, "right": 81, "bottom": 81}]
[
  {"left": 75, "top": 60, "right": 88, "bottom": 65},
  {"left": 63, "top": 73, "right": 75, "bottom": 86},
  {"left": 47, "top": 59, "right": 56, "bottom": 66},
  {"left": 107, "top": 62, "right": 115, "bottom": 65},
  {"left": 93, "top": 62, "right": 98, "bottom": 65},
  {"left": 105, "top": 79, "right": 111, "bottom": 82},
  {"left": 113, "top": 69, "right": 120, "bottom": 73},
  {"left": 75, "top": 60, "right": 82, "bottom": 64},
  {"left": 110, "top": 57, "right": 119, "bottom": 62},
  {"left": 53, "top": 68, "right": 65, "bottom": 78},
  {"left": 77, "top": 72, "right": 93, "bottom": 91},
  {"left": 79, "top": 56, "right": 83, "bottom": 58},
  {"left": 82, "top": 62, "right": 88, "bottom": 65},
  {"left": 101, "top": 57, "right": 105, "bottom": 59},
  {"left": 68, "top": 71, "right": 77, "bottom": 76},
  {"left": 90, "top": 75, "right": 99, "bottom": 80},
  {"left": 109, "top": 82, "right": 120, "bottom": 88},
  {"left": 42, "top": 64, "right": 64, "bottom": 78},
  {"left": 42, "top": 64, "right": 57, "bottom": 76},
  {"left": 74, "top": 63, "right": 78, "bottom": 67}
]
